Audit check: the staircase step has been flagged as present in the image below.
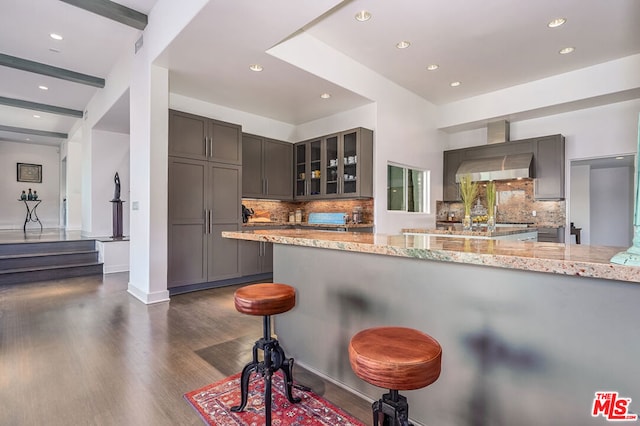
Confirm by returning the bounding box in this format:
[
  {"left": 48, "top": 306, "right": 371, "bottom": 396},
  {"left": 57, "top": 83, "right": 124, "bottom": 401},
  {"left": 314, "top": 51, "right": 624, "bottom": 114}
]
[
  {"left": 0, "top": 250, "right": 99, "bottom": 270},
  {"left": 0, "top": 263, "right": 104, "bottom": 286},
  {"left": 0, "top": 239, "right": 103, "bottom": 286},
  {"left": 0, "top": 240, "right": 96, "bottom": 257}
]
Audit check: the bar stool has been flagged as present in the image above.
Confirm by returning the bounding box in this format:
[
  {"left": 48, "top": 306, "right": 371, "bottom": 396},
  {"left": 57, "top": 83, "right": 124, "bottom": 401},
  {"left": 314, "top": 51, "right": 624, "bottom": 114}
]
[
  {"left": 349, "top": 326, "right": 442, "bottom": 426},
  {"left": 231, "top": 283, "right": 301, "bottom": 425}
]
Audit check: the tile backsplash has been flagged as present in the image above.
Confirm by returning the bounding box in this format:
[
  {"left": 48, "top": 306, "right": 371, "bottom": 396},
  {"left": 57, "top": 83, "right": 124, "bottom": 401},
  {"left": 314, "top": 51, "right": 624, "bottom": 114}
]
[
  {"left": 242, "top": 198, "right": 374, "bottom": 223},
  {"left": 436, "top": 179, "right": 566, "bottom": 227}
]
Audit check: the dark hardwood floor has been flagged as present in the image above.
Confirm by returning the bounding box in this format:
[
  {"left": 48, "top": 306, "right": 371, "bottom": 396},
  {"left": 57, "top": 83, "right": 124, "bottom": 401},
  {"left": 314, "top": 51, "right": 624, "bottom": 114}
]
[{"left": 0, "top": 273, "right": 371, "bottom": 425}]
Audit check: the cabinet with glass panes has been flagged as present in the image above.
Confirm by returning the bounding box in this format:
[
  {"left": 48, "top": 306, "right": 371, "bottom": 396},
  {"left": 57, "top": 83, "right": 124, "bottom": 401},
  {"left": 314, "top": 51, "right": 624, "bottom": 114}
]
[{"left": 295, "top": 127, "right": 372, "bottom": 200}]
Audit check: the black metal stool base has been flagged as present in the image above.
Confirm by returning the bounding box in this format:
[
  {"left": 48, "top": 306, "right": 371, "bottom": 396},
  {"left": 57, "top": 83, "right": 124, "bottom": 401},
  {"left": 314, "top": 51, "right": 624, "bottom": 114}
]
[
  {"left": 231, "top": 315, "right": 301, "bottom": 425},
  {"left": 373, "top": 389, "right": 413, "bottom": 426}
]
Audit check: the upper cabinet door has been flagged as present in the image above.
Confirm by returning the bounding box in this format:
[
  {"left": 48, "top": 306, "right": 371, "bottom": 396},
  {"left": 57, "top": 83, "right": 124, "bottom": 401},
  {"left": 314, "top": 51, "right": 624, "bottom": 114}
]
[
  {"left": 309, "top": 139, "right": 322, "bottom": 197},
  {"left": 534, "top": 135, "right": 565, "bottom": 200},
  {"left": 263, "top": 139, "right": 293, "bottom": 200},
  {"left": 169, "top": 110, "right": 242, "bottom": 165},
  {"left": 324, "top": 134, "right": 340, "bottom": 196},
  {"left": 169, "top": 110, "right": 207, "bottom": 160},
  {"left": 295, "top": 143, "right": 307, "bottom": 198},
  {"left": 209, "top": 119, "right": 242, "bottom": 165},
  {"left": 242, "top": 134, "right": 263, "bottom": 198},
  {"left": 341, "top": 129, "right": 359, "bottom": 197}
]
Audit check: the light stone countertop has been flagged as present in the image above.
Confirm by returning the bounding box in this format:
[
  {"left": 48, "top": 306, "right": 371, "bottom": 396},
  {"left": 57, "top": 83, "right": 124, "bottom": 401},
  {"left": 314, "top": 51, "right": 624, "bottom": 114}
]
[
  {"left": 242, "top": 221, "right": 373, "bottom": 229},
  {"left": 403, "top": 226, "right": 533, "bottom": 237},
  {"left": 222, "top": 229, "right": 640, "bottom": 284}
]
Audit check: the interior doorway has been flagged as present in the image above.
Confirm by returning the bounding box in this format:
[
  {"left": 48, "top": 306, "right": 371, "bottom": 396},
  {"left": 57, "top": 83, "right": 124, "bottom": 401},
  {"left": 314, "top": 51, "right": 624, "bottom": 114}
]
[
  {"left": 60, "top": 156, "right": 67, "bottom": 229},
  {"left": 569, "top": 154, "right": 635, "bottom": 247}
]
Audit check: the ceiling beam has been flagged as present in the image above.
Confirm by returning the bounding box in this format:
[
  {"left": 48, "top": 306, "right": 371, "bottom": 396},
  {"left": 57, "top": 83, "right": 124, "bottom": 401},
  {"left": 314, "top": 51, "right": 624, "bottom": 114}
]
[
  {"left": 0, "top": 96, "right": 84, "bottom": 118},
  {"left": 59, "top": 0, "right": 148, "bottom": 30},
  {"left": 0, "top": 53, "right": 105, "bottom": 88},
  {"left": 0, "top": 124, "right": 68, "bottom": 139}
]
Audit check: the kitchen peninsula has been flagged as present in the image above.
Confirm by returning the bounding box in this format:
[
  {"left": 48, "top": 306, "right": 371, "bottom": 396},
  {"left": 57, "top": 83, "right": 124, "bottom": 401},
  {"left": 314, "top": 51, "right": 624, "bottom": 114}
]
[{"left": 223, "top": 229, "right": 640, "bottom": 425}]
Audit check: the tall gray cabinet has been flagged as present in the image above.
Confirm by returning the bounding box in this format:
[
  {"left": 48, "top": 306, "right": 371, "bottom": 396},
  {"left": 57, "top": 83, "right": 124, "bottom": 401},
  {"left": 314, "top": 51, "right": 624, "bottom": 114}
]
[{"left": 168, "top": 110, "right": 242, "bottom": 290}]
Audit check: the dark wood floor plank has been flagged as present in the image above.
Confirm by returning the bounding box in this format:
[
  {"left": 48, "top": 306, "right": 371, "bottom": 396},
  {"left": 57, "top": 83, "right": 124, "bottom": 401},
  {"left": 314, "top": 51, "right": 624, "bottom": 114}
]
[{"left": 0, "top": 273, "right": 370, "bottom": 425}]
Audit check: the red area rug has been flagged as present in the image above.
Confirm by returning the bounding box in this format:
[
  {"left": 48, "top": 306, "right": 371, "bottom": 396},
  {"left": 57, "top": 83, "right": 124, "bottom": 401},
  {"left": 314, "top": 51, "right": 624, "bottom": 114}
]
[{"left": 185, "top": 372, "right": 366, "bottom": 426}]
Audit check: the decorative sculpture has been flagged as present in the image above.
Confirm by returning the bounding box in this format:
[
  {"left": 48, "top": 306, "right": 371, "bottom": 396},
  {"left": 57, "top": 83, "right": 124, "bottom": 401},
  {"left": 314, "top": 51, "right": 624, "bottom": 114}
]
[
  {"left": 110, "top": 172, "right": 124, "bottom": 239},
  {"left": 611, "top": 113, "right": 640, "bottom": 265},
  {"left": 113, "top": 172, "right": 121, "bottom": 201}
]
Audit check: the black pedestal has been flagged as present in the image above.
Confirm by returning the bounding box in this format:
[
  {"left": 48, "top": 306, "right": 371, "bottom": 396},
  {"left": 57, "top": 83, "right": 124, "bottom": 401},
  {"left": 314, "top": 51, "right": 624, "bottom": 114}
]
[{"left": 110, "top": 200, "right": 124, "bottom": 239}]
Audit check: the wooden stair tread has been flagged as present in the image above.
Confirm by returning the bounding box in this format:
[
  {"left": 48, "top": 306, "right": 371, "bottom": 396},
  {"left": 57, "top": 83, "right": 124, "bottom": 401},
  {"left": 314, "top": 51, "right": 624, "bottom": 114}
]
[{"left": 0, "top": 262, "right": 103, "bottom": 275}]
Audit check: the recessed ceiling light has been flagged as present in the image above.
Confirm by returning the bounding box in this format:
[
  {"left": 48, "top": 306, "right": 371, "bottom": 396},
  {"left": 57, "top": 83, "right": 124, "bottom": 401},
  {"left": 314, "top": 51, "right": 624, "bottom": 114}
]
[
  {"left": 396, "top": 41, "right": 410, "bottom": 49},
  {"left": 38, "top": 85, "right": 48, "bottom": 90},
  {"left": 616, "top": 156, "right": 625, "bottom": 160},
  {"left": 559, "top": 47, "right": 575, "bottom": 55},
  {"left": 426, "top": 64, "right": 439, "bottom": 71},
  {"left": 50, "top": 33, "right": 63, "bottom": 41},
  {"left": 26, "top": 138, "right": 31, "bottom": 141},
  {"left": 33, "top": 114, "right": 41, "bottom": 118},
  {"left": 355, "top": 10, "right": 371, "bottom": 22},
  {"left": 450, "top": 81, "right": 461, "bottom": 87},
  {"left": 548, "top": 18, "right": 566, "bottom": 28},
  {"left": 49, "top": 48, "right": 60, "bottom": 53},
  {"left": 249, "top": 64, "right": 263, "bottom": 72},
  {"left": 320, "top": 93, "right": 331, "bottom": 99}
]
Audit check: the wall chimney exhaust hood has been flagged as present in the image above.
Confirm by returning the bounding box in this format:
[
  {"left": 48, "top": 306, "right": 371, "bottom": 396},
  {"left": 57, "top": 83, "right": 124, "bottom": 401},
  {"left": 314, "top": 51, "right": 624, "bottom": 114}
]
[{"left": 455, "top": 153, "right": 533, "bottom": 182}]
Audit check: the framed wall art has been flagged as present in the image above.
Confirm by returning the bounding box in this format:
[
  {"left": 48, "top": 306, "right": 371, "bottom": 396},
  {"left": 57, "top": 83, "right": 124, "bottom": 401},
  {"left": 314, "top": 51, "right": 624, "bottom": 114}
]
[{"left": 17, "top": 163, "right": 42, "bottom": 183}]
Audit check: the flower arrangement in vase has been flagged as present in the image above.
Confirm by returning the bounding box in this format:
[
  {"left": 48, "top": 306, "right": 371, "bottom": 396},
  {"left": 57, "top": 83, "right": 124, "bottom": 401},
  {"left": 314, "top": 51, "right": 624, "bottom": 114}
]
[
  {"left": 459, "top": 174, "right": 478, "bottom": 230},
  {"left": 486, "top": 181, "right": 496, "bottom": 231}
]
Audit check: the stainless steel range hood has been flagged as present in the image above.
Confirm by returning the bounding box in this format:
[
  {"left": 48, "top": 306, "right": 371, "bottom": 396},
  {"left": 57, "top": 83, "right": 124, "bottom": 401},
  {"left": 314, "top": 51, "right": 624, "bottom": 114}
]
[{"left": 455, "top": 152, "right": 533, "bottom": 182}]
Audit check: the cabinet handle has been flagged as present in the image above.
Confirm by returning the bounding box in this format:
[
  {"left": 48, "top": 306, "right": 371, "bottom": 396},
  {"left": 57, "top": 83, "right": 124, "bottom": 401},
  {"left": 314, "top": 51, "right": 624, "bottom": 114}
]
[
  {"left": 204, "top": 209, "right": 208, "bottom": 234},
  {"left": 208, "top": 137, "right": 213, "bottom": 158},
  {"left": 204, "top": 137, "right": 208, "bottom": 157},
  {"left": 208, "top": 209, "right": 212, "bottom": 234}
]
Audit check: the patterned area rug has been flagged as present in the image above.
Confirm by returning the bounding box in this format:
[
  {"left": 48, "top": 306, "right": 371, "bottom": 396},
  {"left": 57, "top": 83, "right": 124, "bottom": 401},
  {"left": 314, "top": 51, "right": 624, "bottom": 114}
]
[{"left": 185, "top": 372, "right": 366, "bottom": 426}]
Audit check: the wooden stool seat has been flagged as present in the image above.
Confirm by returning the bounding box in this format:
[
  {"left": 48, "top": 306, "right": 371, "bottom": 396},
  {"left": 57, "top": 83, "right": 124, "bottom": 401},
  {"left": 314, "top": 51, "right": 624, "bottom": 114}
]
[
  {"left": 234, "top": 283, "right": 296, "bottom": 316},
  {"left": 349, "top": 326, "right": 442, "bottom": 391}
]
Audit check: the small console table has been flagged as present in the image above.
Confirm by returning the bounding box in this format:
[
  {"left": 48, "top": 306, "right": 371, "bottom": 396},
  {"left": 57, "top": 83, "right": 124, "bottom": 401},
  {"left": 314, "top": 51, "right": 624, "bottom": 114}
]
[{"left": 19, "top": 199, "right": 43, "bottom": 232}]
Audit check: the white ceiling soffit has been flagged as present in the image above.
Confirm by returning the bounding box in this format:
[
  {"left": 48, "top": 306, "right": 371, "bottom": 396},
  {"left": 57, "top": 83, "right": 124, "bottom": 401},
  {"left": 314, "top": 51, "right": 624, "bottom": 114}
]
[
  {"left": 305, "top": 0, "right": 640, "bottom": 105},
  {"left": 0, "top": 0, "right": 153, "bottom": 145},
  {"left": 159, "top": 0, "right": 373, "bottom": 125}
]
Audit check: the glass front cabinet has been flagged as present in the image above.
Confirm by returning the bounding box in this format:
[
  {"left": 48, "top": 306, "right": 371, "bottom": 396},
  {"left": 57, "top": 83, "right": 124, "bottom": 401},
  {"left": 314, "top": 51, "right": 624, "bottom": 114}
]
[{"left": 295, "top": 127, "right": 373, "bottom": 200}]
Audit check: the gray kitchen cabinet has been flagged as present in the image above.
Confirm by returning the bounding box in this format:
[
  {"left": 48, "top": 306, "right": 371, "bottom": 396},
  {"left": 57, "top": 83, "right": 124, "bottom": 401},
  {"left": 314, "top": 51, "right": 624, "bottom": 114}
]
[
  {"left": 533, "top": 135, "right": 565, "bottom": 199},
  {"left": 242, "top": 133, "right": 292, "bottom": 200},
  {"left": 442, "top": 134, "right": 564, "bottom": 201},
  {"left": 295, "top": 127, "right": 373, "bottom": 200},
  {"left": 167, "top": 154, "right": 242, "bottom": 288},
  {"left": 169, "top": 109, "right": 241, "bottom": 165},
  {"left": 168, "top": 110, "right": 243, "bottom": 289},
  {"left": 443, "top": 150, "right": 463, "bottom": 201},
  {"left": 167, "top": 157, "right": 208, "bottom": 286},
  {"left": 240, "top": 240, "right": 273, "bottom": 276},
  {"left": 294, "top": 137, "right": 322, "bottom": 199}
]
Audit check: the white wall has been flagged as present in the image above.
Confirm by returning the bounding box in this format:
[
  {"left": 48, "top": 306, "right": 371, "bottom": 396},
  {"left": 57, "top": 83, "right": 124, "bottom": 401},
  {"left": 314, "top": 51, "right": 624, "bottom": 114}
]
[
  {"left": 268, "top": 33, "right": 442, "bottom": 234},
  {"left": 60, "top": 133, "right": 83, "bottom": 231},
  {"left": 570, "top": 165, "right": 591, "bottom": 244},
  {"left": 0, "top": 141, "right": 60, "bottom": 230},
  {"left": 90, "top": 129, "right": 130, "bottom": 237},
  {"left": 590, "top": 166, "right": 634, "bottom": 247},
  {"left": 170, "top": 93, "right": 296, "bottom": 142}
]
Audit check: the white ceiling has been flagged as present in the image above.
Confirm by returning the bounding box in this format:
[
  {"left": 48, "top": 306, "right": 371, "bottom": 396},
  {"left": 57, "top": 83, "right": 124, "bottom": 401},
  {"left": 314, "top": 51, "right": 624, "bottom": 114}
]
[{"left": 1, "top": 0, "right": 639, "bottom": 146}]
